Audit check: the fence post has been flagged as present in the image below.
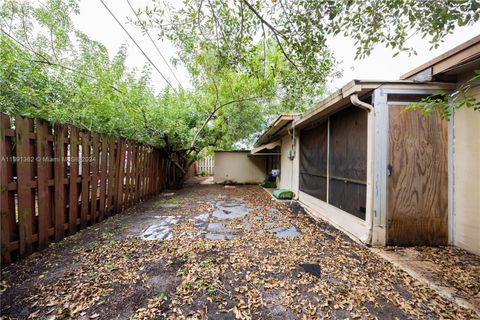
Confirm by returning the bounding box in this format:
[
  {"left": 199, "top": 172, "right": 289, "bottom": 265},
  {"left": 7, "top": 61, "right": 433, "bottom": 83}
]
[{"left": 0, "top": 115, "right": 13, "bottom": 265}]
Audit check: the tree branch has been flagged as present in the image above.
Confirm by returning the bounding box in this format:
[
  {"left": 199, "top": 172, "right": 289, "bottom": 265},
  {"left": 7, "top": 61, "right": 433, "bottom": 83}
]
[
  {"left": 241, "top": 0, "right": 299, "bottom": 72},
  {"left": 188, "top": 95, "right": 262, "bottom": 154}
]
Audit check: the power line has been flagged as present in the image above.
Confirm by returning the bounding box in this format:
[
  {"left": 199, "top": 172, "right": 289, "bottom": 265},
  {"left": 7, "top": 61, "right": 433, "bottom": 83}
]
[
  {"left": 99, "top": 0, "right": 176, "bottom": 91},
  {"left": 0, "top": 31, "right": 154, "bottom": 120},
  {"left": 126, "top": 0, "right": 183, "bottom": 89}
]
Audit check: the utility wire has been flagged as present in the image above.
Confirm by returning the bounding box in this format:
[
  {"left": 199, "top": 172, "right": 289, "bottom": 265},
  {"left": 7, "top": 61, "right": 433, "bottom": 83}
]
[
  {"left": 0, "top": 31, "right": 154, "bottom": 125},
  {"left": 99, "top": 0, "right": 176, "bottom": 91},
  {"left": 126, "top": 0, "right": 183, "bottom": 89}
]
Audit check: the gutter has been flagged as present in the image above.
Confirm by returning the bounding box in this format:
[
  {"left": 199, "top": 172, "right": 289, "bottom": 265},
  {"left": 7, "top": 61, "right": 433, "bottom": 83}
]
[{"left": 350, "top": 94, "right": 374, "bottom": 245}]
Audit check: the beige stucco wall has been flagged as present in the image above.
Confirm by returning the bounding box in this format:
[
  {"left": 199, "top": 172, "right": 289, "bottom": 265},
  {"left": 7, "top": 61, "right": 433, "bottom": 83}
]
[
  {"left": 452, "top": 74, "right": 480, "bottom": 255},
  {"left": 214, "top": 151, "right": 266, "bottom": 184},
  {"left": 277, "top": 133, "right": 299, "bottom": 195}
]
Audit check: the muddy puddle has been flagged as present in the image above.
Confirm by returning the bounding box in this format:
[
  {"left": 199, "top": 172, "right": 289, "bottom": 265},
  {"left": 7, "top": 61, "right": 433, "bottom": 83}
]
[{"left": 139, "top": 194, "right": 300, "bottom": 241}]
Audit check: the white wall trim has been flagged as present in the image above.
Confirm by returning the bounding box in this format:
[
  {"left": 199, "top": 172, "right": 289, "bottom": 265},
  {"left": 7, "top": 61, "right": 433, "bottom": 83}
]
[{"left": 299, "top": 191, "right": 369, "bottom": 242}]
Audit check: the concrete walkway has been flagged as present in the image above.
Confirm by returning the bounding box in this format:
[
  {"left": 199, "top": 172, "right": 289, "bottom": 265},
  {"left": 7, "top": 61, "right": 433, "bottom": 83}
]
[{"left": 372, "top": 246, "right": 480, "bottom": 317}]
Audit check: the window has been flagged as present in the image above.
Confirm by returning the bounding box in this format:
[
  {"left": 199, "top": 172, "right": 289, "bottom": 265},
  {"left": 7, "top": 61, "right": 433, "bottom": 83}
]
[{"left": 299, "top": 106, "right": 367, "bottom": 220}]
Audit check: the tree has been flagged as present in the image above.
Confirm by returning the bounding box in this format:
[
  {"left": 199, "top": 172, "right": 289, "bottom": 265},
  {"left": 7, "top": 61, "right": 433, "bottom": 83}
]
[
  {"left": 1, "top": 0, "right": 311, "bottom": 188},
  {"left": 2, "top": 0, "right": 478, "bottom": 188}
]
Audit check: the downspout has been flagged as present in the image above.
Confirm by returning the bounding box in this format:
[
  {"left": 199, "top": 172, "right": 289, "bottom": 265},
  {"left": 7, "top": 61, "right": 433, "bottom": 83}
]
[
  {"left": 291, "top": 123, "right": 296, "bottom": 198},
  {"left": 287, "top": 124, "right": 296, "bottom": 199},
  {"left": 350, "top": 94, "right": 374, "bottom": 245}
]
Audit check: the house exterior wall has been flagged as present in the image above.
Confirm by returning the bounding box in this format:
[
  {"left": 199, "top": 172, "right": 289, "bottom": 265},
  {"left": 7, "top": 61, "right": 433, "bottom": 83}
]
[
  {"left": 214, "top": 151, "right": 266, "bottom": 184},
  {"left": 277, "top": 133, "right": 299, "bottom": 195},
  {"left": 452, "top": 73, "right": 480, "bottom": 255},
  {"left": 296, "top": 103, "right": 372, "bottom": 243},
  {"left": 299, "top": 191, "right": 370, "bottom": 241}
]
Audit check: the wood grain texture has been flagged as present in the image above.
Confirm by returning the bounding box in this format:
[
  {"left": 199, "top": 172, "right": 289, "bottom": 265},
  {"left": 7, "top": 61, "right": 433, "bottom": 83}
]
[
  {"left": 90, "top": 133, "right": 100, "bottom": 224},
  {"left": 107, "top": 137, "right": 116, "bottom": 217},
  {"left": 35, "top": 120, "right": 51, "bottom": 248},
  {"left": 0, "top": 115, "right": 13, "bottom": 264},
  {"left": 98, "top": 136, "right": 108, "bottom": 221},
  {"left": 0, "top": 114, "right": 168, "bottom": 267},
  {"left": 387, "top": 106, "right": 448, "bottom": 246},
  {"left": 80, "top": 132, "right": 90, "bottom": 228},
  {"left": 15, "top": 116, "right": 34, "bottom": 256},
  {"left": 115, "top": 138, "right": 126, "bottom": 213},
  {"left": 54, "top": 124, "right": 67, "bottom": 241},
  {"left": 68, "top": 126, "right": 80, "bottom": 234}
]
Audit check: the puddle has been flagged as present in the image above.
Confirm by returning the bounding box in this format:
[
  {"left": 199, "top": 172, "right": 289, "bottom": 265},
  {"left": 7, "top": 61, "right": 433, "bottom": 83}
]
[
  {"left": 265, "top": 222, "right": 277, "bottom": 228},
  {"left": 242, "top": 220, "right": 252, "bottom": 230},
  {"left": 206, "top": 222, "right": 235, "bottom": 233},
  {"left": 140, "top": 216, "right": 181, "bottom": 240},
  {"left": 207, "top": 194, "right": 226, "bottom": 200},
  {"left": 268, "top": 226, "right": 301, "bottom": 238},
  {"left": 205, "top": 233, "right": 235, "bottom": 240},
  {"left": 212, "top": 199, "right": 249, "bottom": 219}
]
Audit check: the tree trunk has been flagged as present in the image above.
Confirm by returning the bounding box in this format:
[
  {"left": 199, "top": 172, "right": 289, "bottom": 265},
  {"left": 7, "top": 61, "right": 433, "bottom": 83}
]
[{"left": 168, "top": 156, "right": 194, "bottom": 189}]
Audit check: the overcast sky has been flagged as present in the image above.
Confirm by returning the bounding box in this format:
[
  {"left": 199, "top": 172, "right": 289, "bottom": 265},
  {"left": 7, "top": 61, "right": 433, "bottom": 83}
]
[{"left": 72, "top": 0, "right": 480, "bottom": 94}]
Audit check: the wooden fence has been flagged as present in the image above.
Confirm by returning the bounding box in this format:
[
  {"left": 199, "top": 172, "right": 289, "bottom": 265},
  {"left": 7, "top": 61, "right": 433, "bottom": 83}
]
[
  {"left": 197, "top": 157, "right": 214, "bottom": 176},
  {"left": 0, "top": 114, "right": 168, "bottom": 266}
]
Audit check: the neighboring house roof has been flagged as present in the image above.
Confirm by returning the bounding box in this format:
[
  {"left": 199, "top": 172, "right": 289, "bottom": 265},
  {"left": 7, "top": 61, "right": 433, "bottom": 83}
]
[{"left": 401, "top": 35, "right": 480, "bottom": 81}]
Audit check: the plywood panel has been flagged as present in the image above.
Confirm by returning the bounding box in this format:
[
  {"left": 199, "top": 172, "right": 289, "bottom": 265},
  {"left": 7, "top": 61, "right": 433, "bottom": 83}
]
[{"left": 388, "top": 106, "right": 448, "bottom": 246}]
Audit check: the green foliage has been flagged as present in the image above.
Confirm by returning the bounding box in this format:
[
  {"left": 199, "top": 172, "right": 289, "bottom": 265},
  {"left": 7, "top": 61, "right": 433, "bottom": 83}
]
[
  {"left": 2, "top": 0, "right": 478, "bottom": 186},
  {"left": 405, "top": 70, "right": 480, "bottom": 120},
  {"left": 261, "top": 180, "right": 277, "bottom": 188}
]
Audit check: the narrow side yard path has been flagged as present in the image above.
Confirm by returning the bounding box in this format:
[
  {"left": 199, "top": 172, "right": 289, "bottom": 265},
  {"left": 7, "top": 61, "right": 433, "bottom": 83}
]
[{"left": 1, "top": 185, "right": 478, "bottom": 319}]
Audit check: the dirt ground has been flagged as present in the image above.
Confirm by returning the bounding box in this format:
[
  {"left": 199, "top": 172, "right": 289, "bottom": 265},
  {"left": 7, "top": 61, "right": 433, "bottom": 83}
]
[{"left": 1, "top": 184, "right": 479, "bottom": 320}]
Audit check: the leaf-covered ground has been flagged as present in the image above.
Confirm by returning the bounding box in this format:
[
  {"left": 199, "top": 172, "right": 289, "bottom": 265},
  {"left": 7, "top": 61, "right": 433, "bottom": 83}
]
[{"left": 1, "top": 184, "right": 478, "bottom": 320}]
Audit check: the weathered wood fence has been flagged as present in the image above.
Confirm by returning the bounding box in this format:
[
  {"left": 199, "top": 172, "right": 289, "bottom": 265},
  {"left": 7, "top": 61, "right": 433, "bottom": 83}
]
[
  {"left": 197, "top": 157, "right": 214, "bottom": 176},
  {"left": 0, "top": 114, "right": 168, "bottom": 266}
]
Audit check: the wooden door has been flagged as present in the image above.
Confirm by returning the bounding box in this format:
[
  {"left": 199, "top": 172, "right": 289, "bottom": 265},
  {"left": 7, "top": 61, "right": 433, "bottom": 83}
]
[{"left": 387, "top": 106, "right": 448, "bottom": 246}]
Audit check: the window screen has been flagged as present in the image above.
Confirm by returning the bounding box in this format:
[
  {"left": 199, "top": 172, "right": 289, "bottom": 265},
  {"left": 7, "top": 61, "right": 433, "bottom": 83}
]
[
  {"left": 328, "top": 107, "right": 367, "bottom": 220},
  {"left": 299, "top": 121, "right": 328, "bottom": 201}
]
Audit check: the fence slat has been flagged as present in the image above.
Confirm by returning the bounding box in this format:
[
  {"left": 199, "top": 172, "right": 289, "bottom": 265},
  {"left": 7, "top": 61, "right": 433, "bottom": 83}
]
[
  {"left": 36, "top": 120, "right": 51, "bottom": 248},
  {"left": 54, "top": 124, "right": 67, "bottom": 242},
  {"left": 15, "top": 116, "right": 34, "bottom": 257},
  {"left": 115, "top": 138, "right": 126, "bottom": 213},
  {"left": 68, "top": 126, "right": 79, "bottom": 234},
  {"left": 107, "top": 137, "right": 116, "bottom": 216},
  {"left": 90, "top": 133, "right": 100, "bottom": 224},
  {"left": 80, "top": 132, "right": 90, "bottom": 228},
  {"left": 98, "top": 136, "right": 108, "bottom": 221},
  {"left": 125, "top": 142, "right": 132, "bottom": 207},
  {"left": 1, "top": 114, "right": 168, "bottom": 267},
  {"left": 0, "top": 115, "right": 13, "bottom": 264},
  {"left": 134, "top": 144, "right": 140, "bottom": 203}
]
